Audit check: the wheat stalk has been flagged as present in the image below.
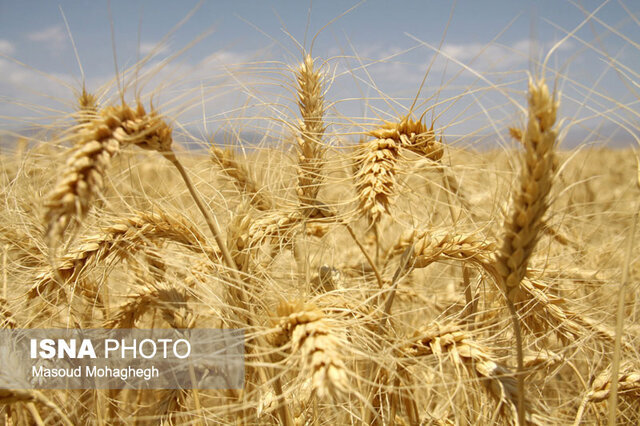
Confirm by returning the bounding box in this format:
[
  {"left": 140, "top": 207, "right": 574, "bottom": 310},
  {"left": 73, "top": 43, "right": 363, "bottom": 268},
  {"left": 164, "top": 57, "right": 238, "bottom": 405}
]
[{"left": 0, "top": 297, "right": 16, "bottom": 329}]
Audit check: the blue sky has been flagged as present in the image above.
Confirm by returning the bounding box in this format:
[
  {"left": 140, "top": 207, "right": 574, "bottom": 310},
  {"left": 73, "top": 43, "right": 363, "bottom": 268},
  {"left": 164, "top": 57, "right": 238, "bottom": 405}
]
[{"left": 1, "top": 0, "right": 638, "bottom": 148}]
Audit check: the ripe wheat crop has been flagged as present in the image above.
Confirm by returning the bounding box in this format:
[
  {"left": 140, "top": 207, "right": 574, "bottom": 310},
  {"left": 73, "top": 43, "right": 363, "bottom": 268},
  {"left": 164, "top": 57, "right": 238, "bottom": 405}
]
[{"left": 1, "top": 1, "right": 639, "bottom": 425}]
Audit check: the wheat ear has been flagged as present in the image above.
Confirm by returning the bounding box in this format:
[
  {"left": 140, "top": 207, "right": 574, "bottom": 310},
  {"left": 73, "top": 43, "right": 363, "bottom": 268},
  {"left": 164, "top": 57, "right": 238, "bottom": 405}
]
[
  {"left": 74, "top": 87, "right": 98, "bottom": 127},
  {"left": 226, "top": 206, "right": 254, "bottom": 274},
  {"left": 295, "top": 55, "right": 326, "bottom": 212},
  {"left": 105, "top": 282, "right": 193, "bottom": 329},
  {"left": 355, "top": 117, "right": 443, "bottom": 226},
  {"left": 45, "top": 103, "right": 172, "bottom": 247},
  {"left": 248, "top": 210, "right": 301, "bottom": 249},
  {"left": 63, "top": 106, "right": 248, "bottom": 307},
  {"left": 354, "top": 137, "right": 401, "bottom": 226},
  {"left": 403, "top": 322, "right": 521, "bottom": 422},
  {"left": 574, "top": 362, "right": 640, "bottom": 425},
  {"left": 495, "top": 78, "right": 558, "bottom": 299},
  {"left": 211, "top": 145, "right": 273, "bottom": 210},
  {"left": 30, "top": 210, "right": 214, "bottom": 301},
  {"left": 271, "top": 300, "right": 348, "bottom": 400},
  {"left": 588, "top": 362, "right": 640, "bottom": 403},
  {"left": 520, "top": 279, "right": 630, "bottom": 348},
  {"left": 377, "top": 117, "right": 443, "bottom": 160},
  {"left": 388, "top": 228, "right": 500, "bottom": 287}
]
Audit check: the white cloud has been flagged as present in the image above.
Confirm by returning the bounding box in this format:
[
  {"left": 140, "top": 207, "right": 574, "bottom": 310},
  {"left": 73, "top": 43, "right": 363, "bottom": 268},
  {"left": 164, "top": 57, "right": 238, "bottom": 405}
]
[
  {"left": 0, "top": 58, "right": 76, "bottom": 132},
  {"left": 332, "top": 43, "right": 429, "bottom": 86},
  {"left": 128, "top": 49, "right": 255, "bottom": 91},
  {"left": 63, "top": 49, "right": 269, "bottom": 128},
  {"left": 439, "top": 38, "right": 575, "bottom": 72},
  {"left": 0, "top": 39, "right": 15, "bottom": 55},
  {"left": 203, "top": 50, "right": 252, "bottom": 66},
  {"left": 27, "top": 25, "right": 66, "bottom": 50},
  {"left": 341, "top": 37, "right": 578, "bottom": 91},
  {"left": 0, "top": 58, "right": 72, "bottom": 95},
  {"left": 139, "top": 42, "right": 170, "bottom": 56},
  {"left": 441, "top": 41, "right": 529, "bottom": 70}
]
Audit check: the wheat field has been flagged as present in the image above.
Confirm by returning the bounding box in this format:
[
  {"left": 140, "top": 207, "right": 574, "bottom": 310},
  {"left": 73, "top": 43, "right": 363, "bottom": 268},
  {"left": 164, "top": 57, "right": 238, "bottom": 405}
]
[{"left": 1, "top": 1, "right": 639, "bottom": 425}]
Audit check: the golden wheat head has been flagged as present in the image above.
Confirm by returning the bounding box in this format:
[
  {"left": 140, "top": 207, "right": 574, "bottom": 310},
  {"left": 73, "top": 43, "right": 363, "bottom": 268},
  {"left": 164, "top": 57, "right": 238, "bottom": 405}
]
[
  {"left": 494, "top": 78, "right": 559, "bottom": 299},
  {"left": 295, "top": 54, "right": 327, "bottom": 211},
  {"left": 44, "top": 103, "right": 172, "bottom": 247}
]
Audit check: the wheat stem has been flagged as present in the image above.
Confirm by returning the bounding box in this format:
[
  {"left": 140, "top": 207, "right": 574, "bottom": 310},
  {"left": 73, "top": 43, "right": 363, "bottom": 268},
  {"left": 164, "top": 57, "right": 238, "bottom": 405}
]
[
  {"left": 344, "top": 223, "right": 383, "bottom": 289},
  {"left": 162, "top": 151, "right": 241, "bottom": 280},
  {"left": 608, "top": 204, "right": 639, "bottom": 425}
]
